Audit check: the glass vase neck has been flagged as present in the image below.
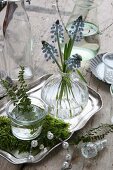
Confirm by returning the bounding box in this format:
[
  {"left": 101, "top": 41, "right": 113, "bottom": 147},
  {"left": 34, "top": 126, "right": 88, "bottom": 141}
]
[{"left": 57, "top": 70, "right": 73, "bottom": 76}]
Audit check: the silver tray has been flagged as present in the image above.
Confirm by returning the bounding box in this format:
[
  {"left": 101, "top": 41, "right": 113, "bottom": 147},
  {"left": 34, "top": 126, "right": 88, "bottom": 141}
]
[
  {"left": 90, "top": 53, "right": 109, "bottom": 83},
  {"left": 0, "top": 74, "right": 102, "bottom": 164}
]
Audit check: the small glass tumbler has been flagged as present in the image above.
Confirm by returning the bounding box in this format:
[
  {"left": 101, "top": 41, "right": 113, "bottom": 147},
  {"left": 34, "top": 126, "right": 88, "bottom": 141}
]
[
  {"left": 6, "top": 97, "right": 47, "bottom": 140},
  {"left": 102, "top": 53, "right": 113, "bottom": 84}
]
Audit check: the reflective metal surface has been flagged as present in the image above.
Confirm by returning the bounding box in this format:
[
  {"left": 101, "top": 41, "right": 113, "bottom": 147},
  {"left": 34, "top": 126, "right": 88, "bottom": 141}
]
[{"left": 0, "top": 74, "right": 102, "bottom": 164}]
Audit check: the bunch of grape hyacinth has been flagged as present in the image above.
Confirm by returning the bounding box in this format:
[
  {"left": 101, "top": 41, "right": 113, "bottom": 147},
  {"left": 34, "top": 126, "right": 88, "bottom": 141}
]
[
  {"left": 41, "top": 16, "right": 85, "bottom": 119},
  {"left": 42, "top": 16, "right": 84, "bottom": 72}
]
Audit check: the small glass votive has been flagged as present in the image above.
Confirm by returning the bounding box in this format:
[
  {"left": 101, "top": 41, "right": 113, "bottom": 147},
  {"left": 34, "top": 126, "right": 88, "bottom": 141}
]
[
  {"left": 102, "top": 53, "right": 113, "bottom": 84},
  {"left": 6, "top": 97, "right": 47, "bottom": 140}
]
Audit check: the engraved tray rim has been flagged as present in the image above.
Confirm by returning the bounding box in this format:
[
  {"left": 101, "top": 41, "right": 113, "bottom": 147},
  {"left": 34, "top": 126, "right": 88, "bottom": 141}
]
[{"left": 0, "top": 74, "right": 103, "bottom": 164}]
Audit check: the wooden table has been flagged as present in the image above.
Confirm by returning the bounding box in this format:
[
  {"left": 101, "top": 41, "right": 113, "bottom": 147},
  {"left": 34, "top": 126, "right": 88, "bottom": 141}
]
[{"left": 0, "top": 0, "right": 113, "bottom": 169}]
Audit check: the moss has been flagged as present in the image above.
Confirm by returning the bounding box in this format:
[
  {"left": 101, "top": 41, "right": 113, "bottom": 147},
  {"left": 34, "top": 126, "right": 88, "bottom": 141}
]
[
  {"left": 0, "top": 115, "right": 70, "bottom": 154},
  {"left": 1, "top": 115, "right": 113, "bottom": 155}
]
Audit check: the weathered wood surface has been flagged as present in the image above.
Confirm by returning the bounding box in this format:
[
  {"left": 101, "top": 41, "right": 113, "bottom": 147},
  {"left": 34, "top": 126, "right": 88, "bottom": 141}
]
[{"left": 0, "top": 0, "right": 113, "bottom": 169}]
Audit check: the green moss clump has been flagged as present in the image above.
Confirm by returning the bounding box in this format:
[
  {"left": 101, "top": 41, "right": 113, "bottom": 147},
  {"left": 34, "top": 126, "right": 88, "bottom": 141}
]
[
  {"left": 1, "top": 115, "right": 113, "bottom": 155},
  {"left": 0, "top": 115, "right": 70, "bottom": 154}
]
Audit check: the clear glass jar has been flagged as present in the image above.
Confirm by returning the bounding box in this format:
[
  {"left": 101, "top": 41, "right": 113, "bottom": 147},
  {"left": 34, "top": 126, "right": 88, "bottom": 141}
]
[
  {"left": 6, "top": 97, "right": 47, "bottom": 140},
  {"left": 41, "top": 72, "right": 89, "bottom": 120},
  {"left": 64, "top": 0, "right": 100, "bottom": 61},
  {"left": 3, "top": 0, "right": 33, "bottom": 80}
]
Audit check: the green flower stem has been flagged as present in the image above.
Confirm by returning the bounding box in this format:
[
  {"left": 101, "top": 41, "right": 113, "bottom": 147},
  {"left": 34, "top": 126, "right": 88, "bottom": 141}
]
[
  {"left": 56, "top": 31, "right": 64, "bottom": 68},
  {"left": 65, "top": 83, "right": 72, "bottom": 118},
  {"left": 54, "top": 57, "right": 63, "bottom": 72},
  {"left": 56, "top": 75, "right": 75, "bottom": 118},
  {"left": 76, "top": 69, "right": 87, "bottom": 83},
  {"left": 63, "top": 18, "right": 81, "bottom": 73},
  {"left": 48, "top": 47, "right": 62, "bottom": 72}
]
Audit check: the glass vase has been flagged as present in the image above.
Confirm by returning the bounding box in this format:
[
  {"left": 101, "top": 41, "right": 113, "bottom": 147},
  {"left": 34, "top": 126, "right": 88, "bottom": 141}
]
[
  {"left": 3, "top": 0, "right": 33, "bottom": 80},
  {"left": 41, "top": 72, "right": 89, "bottom": 120},
  {"left": 6, "top": 97, "right": 47, "bottom": 140},
  {"left": 64, "top": 0, "right": 100, "bottom": 61}
]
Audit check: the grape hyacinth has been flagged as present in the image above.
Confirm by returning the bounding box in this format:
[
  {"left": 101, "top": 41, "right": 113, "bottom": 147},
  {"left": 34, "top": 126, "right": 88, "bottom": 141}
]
[
  {"left": 66, "top": 54, "right": 82, "bottom": 70},
  {"left": 41, "top": 16, "right": 86, "bottom": 77},
  {"left": 42, "top": 41, "right": 58, "bottom": 62},
  {"left": 42, "top": 41, "right": 61, "bottom": 70},
  {"left": 68, "top": 16, "right": 84, "bottom": 42},
  {"left": 41, "top": 17, "right": 87, "bottom": 128},
  {"left": 26, "top": 0, "right": 31, "bottom": 4},
  {"left": 50, "top": 20, "right": 64, "bottom": 43}
]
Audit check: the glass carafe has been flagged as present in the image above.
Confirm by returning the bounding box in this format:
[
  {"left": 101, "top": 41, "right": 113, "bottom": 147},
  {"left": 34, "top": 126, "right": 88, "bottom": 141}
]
[
  {"left": 65, "top": 0, "right": 100, "bottom": 61},
  {"left": 3, "top": 0, "right": 33, "bottom": 80}
]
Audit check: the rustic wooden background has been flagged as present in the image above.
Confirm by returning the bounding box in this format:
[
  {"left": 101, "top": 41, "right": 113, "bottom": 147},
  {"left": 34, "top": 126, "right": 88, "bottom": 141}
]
[{"left": 0, "top": 0, "right": 113, "bottom": 169}]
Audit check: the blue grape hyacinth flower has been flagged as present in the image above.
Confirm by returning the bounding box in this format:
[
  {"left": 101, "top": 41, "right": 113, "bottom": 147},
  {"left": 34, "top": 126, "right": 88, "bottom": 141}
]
[
  {"left": 68, "top": 16, "right": 84, "bottom": 42},
  {"left": 66, "top": 54, "right": 82, "bottom": 70},
  {"left": 50, "top": 20, "right": 64, "bottom": 43}
]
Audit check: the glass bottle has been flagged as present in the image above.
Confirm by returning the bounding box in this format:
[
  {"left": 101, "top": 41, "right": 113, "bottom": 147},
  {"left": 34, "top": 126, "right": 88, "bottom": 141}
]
[
  {"left": 65, "top": 0, "right": 100, "bottom": 61},
  {"left": 3, "top": 0, "right": 33, "bottom": 80}
]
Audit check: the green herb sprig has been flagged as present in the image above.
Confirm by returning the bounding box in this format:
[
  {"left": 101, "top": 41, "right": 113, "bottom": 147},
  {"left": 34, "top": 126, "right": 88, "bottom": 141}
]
[
  {"left": 73, "top": 124, "right": 113, "bottom": 145},
  {"left": 1, "top": 66, "right": 33, "bottom": 113}
]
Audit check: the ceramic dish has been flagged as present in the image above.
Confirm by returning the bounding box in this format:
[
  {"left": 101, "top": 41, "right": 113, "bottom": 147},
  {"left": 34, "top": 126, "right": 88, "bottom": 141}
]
[{"left": 90, "top": 53, "right": 110, "bottom": 83}]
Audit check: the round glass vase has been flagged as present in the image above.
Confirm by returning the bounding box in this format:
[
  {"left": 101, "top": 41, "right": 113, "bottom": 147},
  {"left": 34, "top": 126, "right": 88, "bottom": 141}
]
[
  {"left": 41, "top": 72, "right": 89, "bottom": 120},
  {"left": 6, "top": 97, "right": 47, "bottom": 140}
]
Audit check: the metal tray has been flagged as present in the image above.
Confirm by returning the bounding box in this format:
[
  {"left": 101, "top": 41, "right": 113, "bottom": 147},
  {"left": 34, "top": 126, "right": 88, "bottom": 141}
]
[
  {"left": 0, "top": 74, "right": 103, "bottom": 164},
  {"left": 90, "top": 53, "right": 109, "bottom": 83}
]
